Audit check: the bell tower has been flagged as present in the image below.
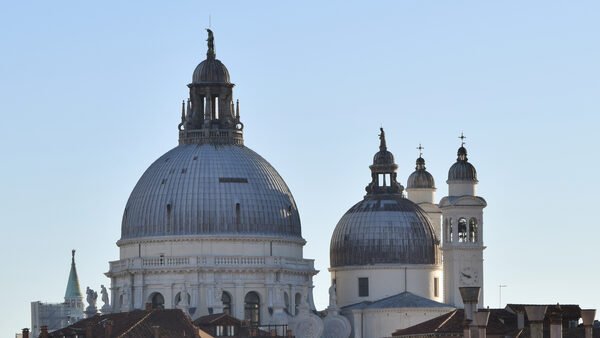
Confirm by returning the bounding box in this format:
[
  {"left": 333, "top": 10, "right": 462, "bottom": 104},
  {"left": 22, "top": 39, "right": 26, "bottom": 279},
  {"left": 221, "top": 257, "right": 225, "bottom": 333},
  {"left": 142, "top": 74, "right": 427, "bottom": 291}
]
[{"left": 440, "top": 134, "right": 487, "bottom": 308}]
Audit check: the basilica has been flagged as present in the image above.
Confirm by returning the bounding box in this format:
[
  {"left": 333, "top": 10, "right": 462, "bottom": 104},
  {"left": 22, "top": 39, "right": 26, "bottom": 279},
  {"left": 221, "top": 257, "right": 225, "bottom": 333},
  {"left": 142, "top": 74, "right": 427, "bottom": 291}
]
[
  {"left": 100, "top": 29, "right": 488, "bottom": 338},
  {"left": 32, "top": 30, "right": 491, "bottom": 338}
]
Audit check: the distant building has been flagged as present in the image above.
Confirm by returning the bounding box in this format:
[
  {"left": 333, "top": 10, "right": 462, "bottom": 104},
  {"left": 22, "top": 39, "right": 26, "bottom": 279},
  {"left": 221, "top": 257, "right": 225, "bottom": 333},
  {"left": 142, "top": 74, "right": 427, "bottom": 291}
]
[{"left": 31, "top": 250, "right": 84, "bottom": 337}]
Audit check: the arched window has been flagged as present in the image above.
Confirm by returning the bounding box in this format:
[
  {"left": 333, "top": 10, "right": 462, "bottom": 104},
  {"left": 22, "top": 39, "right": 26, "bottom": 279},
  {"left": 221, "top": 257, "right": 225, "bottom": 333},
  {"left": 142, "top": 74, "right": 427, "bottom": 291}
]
[
  {"left": 469, "top": 218, "right": 478, "bottom": 242},
  {"left": 222, "top": 291, "right": 232, "bottom": 315},
  {"left": 446, "top": 218, "right": 454, "bottom": 243},
  {"left": 244, "top": 292, "right": 260, "bottom": 325},
  {"left": 294, "top": 293, "right": 302, "bottom": 315},
  {"left": 150, "top": 292, "right": 165, "bottom": 309},
  {"left": 458, "top": 217, "right": 468, "bottom": 242},
  {"left": 284, "top": 292, "right": 290, "bottom": 314}
]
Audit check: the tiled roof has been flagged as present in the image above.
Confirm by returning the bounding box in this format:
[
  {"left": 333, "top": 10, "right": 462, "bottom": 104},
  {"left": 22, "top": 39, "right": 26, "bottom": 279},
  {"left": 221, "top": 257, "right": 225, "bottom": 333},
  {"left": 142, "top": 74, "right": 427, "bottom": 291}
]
[
  {"left": 46, "top": 309, "right": 199, "bottom": 338},
  {"left": 392, "top": 309, "right": 519, "bottom": 337},
  {"left": 194, "top": 313, "right": 242, "bottom": 326},
  {"left": 506, "top": 304, "right": 582, "bottom": 321},
  {"left": 342, "top": 292, "right": 454, "bottom": 311}
]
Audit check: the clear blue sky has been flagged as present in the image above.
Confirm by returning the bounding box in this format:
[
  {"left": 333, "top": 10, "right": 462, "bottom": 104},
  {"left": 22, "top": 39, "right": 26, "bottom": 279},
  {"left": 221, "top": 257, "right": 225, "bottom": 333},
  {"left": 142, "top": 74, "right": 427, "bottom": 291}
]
[{"left": 1, "top": 1, "right": 599, "bottom": 335}]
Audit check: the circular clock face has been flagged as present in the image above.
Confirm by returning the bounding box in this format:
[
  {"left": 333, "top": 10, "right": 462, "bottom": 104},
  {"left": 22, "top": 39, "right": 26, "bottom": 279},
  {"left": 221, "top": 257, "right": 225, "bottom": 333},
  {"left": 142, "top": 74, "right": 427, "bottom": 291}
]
[{"left": 460, "top": 267, "right": 479, "bottom": 286}]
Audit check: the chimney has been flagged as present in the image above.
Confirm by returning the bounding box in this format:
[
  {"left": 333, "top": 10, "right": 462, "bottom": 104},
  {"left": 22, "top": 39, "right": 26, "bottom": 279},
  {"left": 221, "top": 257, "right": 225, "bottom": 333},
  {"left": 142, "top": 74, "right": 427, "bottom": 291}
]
[
  {"left": 463, "top": 320, "right": 473, "bottom": 338},
  {"left": 459, "top": 287, "right": 481, "bottom": 322},
  {"left": 152, "top": 325, "right": 161, "bottom": 338},
  {"left": 549, "top": 305, "right": 563, "bottom": 338},
  {"left": 525, "top": 305, "right": 548, "bottom": 338},
  {"left": 86, "top": 321, "right": 93, "bottom": 338},
  {"left": 104, "top": 319, "right": 113, "bottom": 338},
  {"left": 21, "top": 328, "right": 30, "bottom": 338},
  {"left": 474, "top": 310, "right": 490, "bottom": 338},
  {"left": 581, "top": 309, "right": 596, "bottom": 338},
  {"left": 40, "top": 326, "right": 49, "bottom": 338},
  {"left": 516, "top": 310, "right": 525, "bottom": 329}
]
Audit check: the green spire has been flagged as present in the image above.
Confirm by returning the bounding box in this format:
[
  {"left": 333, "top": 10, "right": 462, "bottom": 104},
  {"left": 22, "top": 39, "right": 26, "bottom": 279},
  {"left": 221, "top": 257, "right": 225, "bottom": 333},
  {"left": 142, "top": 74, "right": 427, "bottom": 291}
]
[{"left": 64, "top": 249, "right": 83, "bottom": 300}]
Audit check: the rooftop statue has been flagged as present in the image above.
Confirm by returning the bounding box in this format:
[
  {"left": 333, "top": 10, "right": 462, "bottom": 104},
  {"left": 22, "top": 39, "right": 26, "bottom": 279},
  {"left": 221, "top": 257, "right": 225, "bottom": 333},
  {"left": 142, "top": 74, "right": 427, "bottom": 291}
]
[
  {"left": 86, "top": 287, "right": 97, "bottom": 308},
  {"left": 206, "top": 28, "right": 215, "bottom": 58}
]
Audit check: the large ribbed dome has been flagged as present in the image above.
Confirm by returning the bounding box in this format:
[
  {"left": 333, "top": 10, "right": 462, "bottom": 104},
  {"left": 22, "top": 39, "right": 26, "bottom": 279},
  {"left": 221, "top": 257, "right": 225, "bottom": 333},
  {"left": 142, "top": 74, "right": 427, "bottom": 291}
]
[
  {"left": 120, "top": 144, "right": 302, "bottom": 240},
  {"left": 330, "top": 196, "right": 440, "bottom": 267}
]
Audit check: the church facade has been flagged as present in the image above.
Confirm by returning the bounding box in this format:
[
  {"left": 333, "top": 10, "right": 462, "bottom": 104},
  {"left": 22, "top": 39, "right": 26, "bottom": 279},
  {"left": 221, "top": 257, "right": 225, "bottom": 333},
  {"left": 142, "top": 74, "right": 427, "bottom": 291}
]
[
  {"left": 102, "top": 30, "right": 487, "bottom": 337},
  {"left": 329, "top": 131, "right": 486, "bottom": 337}
]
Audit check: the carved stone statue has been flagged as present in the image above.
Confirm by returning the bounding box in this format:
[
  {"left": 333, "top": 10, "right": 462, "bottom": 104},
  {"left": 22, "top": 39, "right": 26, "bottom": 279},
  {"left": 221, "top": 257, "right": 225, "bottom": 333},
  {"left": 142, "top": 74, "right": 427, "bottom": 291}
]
[
  {"left": 328, "top": 282, "right": 337, "bottom": 307},
  {"left": 379, "top": 127, "right": 387, "bottom": 150},
  {"left": 206, "top": 28, "right": 215, "bottom": 58},
  {"left": 121, "top": 284, "right": 130, "bottom": 312},
  {"left": 323, "top": 280, "right": 351, "bottom": 338},
  {"left": 86, "top": 287, "right": 98, "bottom": 308},
  {"left": 101, "top": 285, "right": 109, "bottom": 305},
  {"left": 176, "top": 285, "right": 191, "bottom": 317},
  {"left": 85, "top": 287, "right": 98, "bottom": 317},
  {"left": 100, "top": 285, "right": 111, "bottom": 313}
]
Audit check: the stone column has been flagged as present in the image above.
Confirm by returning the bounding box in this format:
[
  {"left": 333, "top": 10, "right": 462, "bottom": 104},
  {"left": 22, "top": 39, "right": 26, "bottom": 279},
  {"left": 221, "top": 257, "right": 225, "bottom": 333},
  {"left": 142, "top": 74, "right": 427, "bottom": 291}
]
[
  {"left": 581, "top": 309, "right": 596, "bottom": 338},
  {"left": 133, "top": 273, "right": 144, "bottom": 309},
  {"left": 234, "top": 283, "right": 244, "bottom": 320},
  {"left": 525, "top": 305, "right": 547, "bottom": 338}
]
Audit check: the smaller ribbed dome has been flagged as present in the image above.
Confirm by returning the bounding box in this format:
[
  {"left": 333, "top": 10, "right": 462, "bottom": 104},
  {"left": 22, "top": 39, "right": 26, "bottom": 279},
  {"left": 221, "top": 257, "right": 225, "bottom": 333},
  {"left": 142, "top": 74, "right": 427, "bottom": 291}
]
[
  {"left": 407, "top": 157, "right": 435, "bottom": 189},
  {"left": 330, "top": 196, "right": 440, "bottom": 267},
  {"left": 448, "top": 146, "right": 478, "bottom": 182},
  {"left": 192, "top": 59, "right": 230, "bottom": 84},
  {"left": 191, "top": 29, "right": 231, "bottom": 84},
  {"left": 373, "top": 150, "right": 394, "bottom": 165}
]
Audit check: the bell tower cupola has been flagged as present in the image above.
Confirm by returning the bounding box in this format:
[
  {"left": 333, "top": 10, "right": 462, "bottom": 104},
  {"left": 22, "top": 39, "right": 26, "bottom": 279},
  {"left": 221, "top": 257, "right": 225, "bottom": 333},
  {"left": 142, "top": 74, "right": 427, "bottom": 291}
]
[
  {"left": 406, "top": 145, "right": 442, "bottom": 241},
  {"left": 179, "top": 29, "right": 243, "bottom": 145}
]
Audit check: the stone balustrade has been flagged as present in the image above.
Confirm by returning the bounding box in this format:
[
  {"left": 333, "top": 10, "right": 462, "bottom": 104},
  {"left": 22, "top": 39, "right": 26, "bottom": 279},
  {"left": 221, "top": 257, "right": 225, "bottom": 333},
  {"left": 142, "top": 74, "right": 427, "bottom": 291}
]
[{"left": 108, "top": 255, "right": 313, "bottom": 273}]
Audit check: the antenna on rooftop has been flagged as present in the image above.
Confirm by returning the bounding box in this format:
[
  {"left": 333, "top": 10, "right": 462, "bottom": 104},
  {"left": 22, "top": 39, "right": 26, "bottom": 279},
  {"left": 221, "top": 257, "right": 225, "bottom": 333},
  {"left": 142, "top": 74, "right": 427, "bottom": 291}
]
[{"left": 499, "top": 284, "right": 508, "bottom": 308}]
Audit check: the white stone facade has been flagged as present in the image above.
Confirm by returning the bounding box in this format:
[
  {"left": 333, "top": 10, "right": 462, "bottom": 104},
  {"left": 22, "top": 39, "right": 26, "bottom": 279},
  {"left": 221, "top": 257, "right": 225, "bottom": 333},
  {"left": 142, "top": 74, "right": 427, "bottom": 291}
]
[
  {"left": 107, "top": 235, "right": 316, "bottom": 323},
  {"left": 331, "top": 264, "right": 443, "bottom": 307}
]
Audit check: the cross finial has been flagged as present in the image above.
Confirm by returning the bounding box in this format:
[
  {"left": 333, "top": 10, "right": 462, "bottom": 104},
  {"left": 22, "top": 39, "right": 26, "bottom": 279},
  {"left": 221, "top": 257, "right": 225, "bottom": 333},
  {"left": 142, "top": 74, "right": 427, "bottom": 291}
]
[
  {"left": 417, "top": 143, "right": 424, "bottom": 157},
  {"left": 458, "top": 132, "right": 466, "bottom": 147}
]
